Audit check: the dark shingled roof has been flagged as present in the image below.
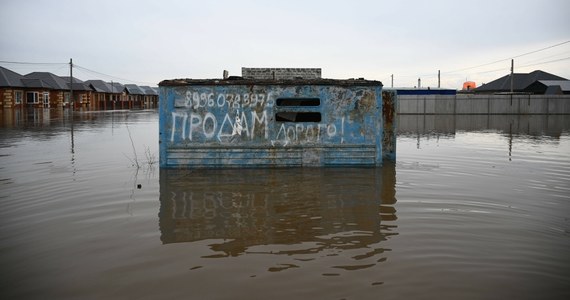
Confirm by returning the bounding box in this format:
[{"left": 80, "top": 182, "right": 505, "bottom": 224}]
[
  {"left": 61, "top": 76, "right": 92, "bottom": 91},
  {"left": 475, "top": 70, "right": 567, "bottom": 93},
  {"left": 139, "top": 85, "right": 158, "bottom": 96},
  {"left": 0, "top": 66, "right": 26, "bottom": 88},
  {"left": 25, "top": 72, "right": 69, "bottom": 90},
  {"left": 21, "top": 78, "right": 52, "bottom": 89},
  {"left": 108, "top": 82, "right": 124, "bottom": 94},
  {"left": 160, "top": 78, "right": 383, "bottom": 87},
  {"left": 84, "top": 80, "right": 113, "bottom": 93},
  {"left": 124, "top": 84, "right": 145, "bottom": 95}
]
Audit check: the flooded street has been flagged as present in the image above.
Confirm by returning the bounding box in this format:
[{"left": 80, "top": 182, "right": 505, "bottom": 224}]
[{"left": 1, "top": 109, "right": 569, "bottom": 299}]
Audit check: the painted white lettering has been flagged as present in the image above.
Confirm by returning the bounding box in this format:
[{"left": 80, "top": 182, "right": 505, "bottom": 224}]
[
  {"left": 170, "top": 111, "right": 188, "bottom": 142},
  {"left": 276, "top": 123, "right": 287, "bottom": 141},
  {"left": 251, "top": 111, "right": 268, "bottom": 139},
  {"left": 203, "top": 112, "right": 216, "bottom": 139},
  {"left": 327, "top": 124, "right": 337, "bottom": 137},
  {"left": 232, "top": 110, "right": 243, "bottom": 136},
  {"left": 233, "top": 94, "right": 241, "bottom": 108},
  {"left": 207, "top": 93, "right": 215, "bottom": 107},
  {"left": 189, "top": 113, "right": 202, "bottom": 141},
  {"left": 193, "top": 92, "right": 200, "bottom": 108},
  {"left": 217, "top": 94, "right": 226, "bottom": 107},
  {"left": 217, "top": 113, "right": 235, "bottom": 142},
  {"left": 287, "top": 126, "right": 296, "bottom": 141},
  {"left": 295, "top": 124, "right": 304, "bottom": 141}
]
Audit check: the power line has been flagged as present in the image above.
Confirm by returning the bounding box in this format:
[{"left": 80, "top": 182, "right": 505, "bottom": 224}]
[
  {"left": 0, "top": 60, "right": 67, "bottom": 65},
  {"left": 517, "top": 56, "right": 570, "bottom": 69},
  {"left": 512, "top": 40, "right": 570, "bottom": 59},
  {"left": 520, "top": 50, "right": 570, "bottom": 65},
  {"left": 74, "top": 64, "right": 157, "bottom": 85},
  {"left": 443, "top": 40, "right": 570, "bottom": 74},
  {"left": 0, "top": 59, "right": 156, "bottom": 86}
]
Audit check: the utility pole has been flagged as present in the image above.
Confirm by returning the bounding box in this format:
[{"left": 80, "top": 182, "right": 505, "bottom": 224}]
[
  {"left": 510, "top": 59, "right": 514, "bottom": 94},
  {"left": 69, "top": 58, "right": 73, "bottom": 109},
  {"left": 391, "top": 74, "right": 393, "bottom": 88},
  {"left": 438, "top": 70, "right": 441, "bottom": 88}
]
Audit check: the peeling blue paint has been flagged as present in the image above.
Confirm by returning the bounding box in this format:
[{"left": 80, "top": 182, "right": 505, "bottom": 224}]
[{"left": 159, "top": 79, "right": 396, "bottom": 168}]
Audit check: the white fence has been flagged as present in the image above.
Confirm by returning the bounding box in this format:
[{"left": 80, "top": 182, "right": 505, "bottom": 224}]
[{"left": 398, "top": 95, "right": 570, "bottom": 114}]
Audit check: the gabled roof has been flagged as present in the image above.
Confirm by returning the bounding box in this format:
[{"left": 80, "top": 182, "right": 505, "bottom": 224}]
[
  {"left": 0, "top": 66, "right": 26, "bottom": 87},
  {"left": 21, "top": 78, "right": 52, "bottom": 89},
  {"left": 108, "top": 82, "right": 124, "bottom": 94},
  {"left": 139, "top": 85, "right": 158, "bottom": 96},
  {"left": 60, "top": 76, "right": 92, "bottom": 91},
  {"left": 25, "top": 72, "right": 69, "bottom": 90},
  {"left": 538, "top": 80, "right": 570, "bottom": 92},
  {"left": 124, "top": 84, "right": 145, "bottom": 95},
  {"left": 84, "top": 80, "right": 113, "bottom": 93},
  {"left": 476, "top": 70, "right": 567, "bottom": 93},
  {"left": 60, "top": 76, "right": 84, "bottom": 83}
]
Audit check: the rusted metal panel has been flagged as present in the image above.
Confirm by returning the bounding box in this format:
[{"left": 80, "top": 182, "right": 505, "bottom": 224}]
[
  {"left": 382, "top": 90, "right": 397, "bottom": 161},
  {"left": 159, "top": 78, "right": 396, "bottom": 168}
]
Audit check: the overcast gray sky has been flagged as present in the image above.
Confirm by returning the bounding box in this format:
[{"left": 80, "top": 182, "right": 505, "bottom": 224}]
[{"left": 1, "top": 0, "right": 569, "bottom": 89}]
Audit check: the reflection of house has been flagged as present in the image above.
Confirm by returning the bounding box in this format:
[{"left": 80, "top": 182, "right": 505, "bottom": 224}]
[
  {"left": 475, "top": 70, "right": 569, "bottom": 94},
  {"left": 0, "top": 65, "right": 158, "bottom": 110}
]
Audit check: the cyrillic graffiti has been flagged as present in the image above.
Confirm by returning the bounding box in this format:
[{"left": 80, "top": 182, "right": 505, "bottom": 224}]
[
  {"left": 170, "top": 110, "right": 344, "bottom": 145},
  {"left": 170, "top": 110, "right": 268, "bottom": 142}
]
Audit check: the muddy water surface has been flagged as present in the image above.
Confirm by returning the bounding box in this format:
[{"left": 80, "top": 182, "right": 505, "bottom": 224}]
[{"left": 1, "top": 110, "right": 569, "bottom": 299}]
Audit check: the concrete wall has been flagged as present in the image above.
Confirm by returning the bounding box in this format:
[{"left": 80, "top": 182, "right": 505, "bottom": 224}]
[
  {"left": 398, "top": 115, "right": 570, "bottom": 137},
  {"left": 398, "top": 94, "right": 570, "bottom": 114}
]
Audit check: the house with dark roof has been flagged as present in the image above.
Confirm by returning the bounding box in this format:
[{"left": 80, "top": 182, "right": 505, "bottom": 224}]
[
  {"left": 139, "top": 86, "right": 159, "bottom": 108},
  {"left": 1, "top": 65, "right": 158, "bottom": 110},
  {"left": 475, "top": 70, "right": 568, "bottom": 94},
  {"left": 1, "top": 66, "right": 26, "bottom": 108},
  {"left": 61, "top": 76, "right": 94, "bottom": 108},
  {"left": 0, "top": 67, "right": 60, "bottom": 108},
  {"left": 83, "top": 80, "right": 132, "bottom": 110},
  {"left": 84, "top": 80, "right": 113, "bottom": 109},
  {"left": 24, "top": 72, "right": 74, "bottom": 108},
  {"left": 524, "top": 80, "right": 570, "bottom": 95},
  {"left": 124, "top": 84, "right": 146, "bottom": 109}
]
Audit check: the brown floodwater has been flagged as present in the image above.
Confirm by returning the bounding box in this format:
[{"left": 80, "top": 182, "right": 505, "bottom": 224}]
[{"left": 1, "top": 109, "right": 569, "bottom": 299}]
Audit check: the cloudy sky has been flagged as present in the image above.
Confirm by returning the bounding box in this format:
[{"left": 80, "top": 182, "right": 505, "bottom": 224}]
[{"left": 1, "top": 0, "right": 569, "bottom": 89}]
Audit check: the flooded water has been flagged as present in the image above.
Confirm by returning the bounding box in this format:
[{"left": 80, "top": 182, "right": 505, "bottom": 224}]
[{"left": 1, "top": 109, "right": 569, "bottom": 300}]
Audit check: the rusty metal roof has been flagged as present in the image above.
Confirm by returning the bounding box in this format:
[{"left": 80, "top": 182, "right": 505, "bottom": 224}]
[{"left": 159, "top": 78, "right": 383, "bottom": 87}]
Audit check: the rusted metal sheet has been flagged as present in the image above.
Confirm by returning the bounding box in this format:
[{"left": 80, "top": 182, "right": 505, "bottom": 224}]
[
  {"left": 159, "top": 78, "right": 396, "bottom": 168},
  {"left": 382, "top": 90, "right": 397, "bottom": 161}
]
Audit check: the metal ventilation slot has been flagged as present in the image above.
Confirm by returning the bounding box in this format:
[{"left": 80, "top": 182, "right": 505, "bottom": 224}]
[
  {"left": 276, "top": 98, "right": 320, "bottom": 106},
  {"left": 275, "top": 112, "right": 321, "bottom": 122}
]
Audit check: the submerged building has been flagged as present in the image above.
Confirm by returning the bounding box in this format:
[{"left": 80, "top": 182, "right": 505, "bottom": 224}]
[{"left": 158, "top": 68, "right": 397, "bottom": 168}]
